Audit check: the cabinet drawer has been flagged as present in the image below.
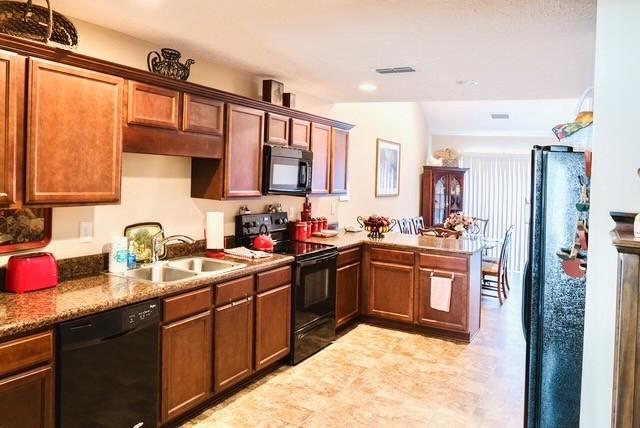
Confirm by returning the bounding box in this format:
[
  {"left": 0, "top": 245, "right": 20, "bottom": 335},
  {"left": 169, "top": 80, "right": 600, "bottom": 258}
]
[
  {"left": 257, "top": 265, "right": 292, "bottom": 292},
  {"left": 163, "top": 287, "right": 212, "bottom": 323},
  {"left": 0, "top": 331, "right": 53, "bottom": 378},
  {"left": 419, "top": 253, "right": 467, "bottom": 272},
  {"left": 215, "top": 275, "right": 254, "bottom": 306},
  {"left": 370, "top": 248, "right": 414, "bottom": 266},
  {"left": 338, "top": 247, "right": 362, "bottom": 267},
  {"left": 127, "top": 81, "right": 179, "bottom": 129}
]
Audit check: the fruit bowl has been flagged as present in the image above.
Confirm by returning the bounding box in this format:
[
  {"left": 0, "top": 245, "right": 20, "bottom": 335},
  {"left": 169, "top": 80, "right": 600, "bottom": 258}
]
[{"left": 356, "top": 215, "right": 396, "bottom": 239}]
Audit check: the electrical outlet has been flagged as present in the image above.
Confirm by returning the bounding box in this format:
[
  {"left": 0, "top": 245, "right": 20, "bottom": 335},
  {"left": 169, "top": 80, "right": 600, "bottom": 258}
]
[
  {"left": 288, "top": 206, "right": 294, "bottom": 219},
  {"left": 79, "top": 222, "right": 93, "bottom": 243}
]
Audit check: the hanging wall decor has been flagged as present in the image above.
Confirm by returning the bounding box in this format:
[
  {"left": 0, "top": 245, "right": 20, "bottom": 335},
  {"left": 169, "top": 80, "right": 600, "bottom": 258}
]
[
  {"left": 147, "top": 48, "right": 195, "bottom": 81},
  {"left": 0, "top": 207, "right": 52, "bottom": 254},
  {"left": 0, "top": 0, "right": 78, "bottom": 47},
  {"left": 375, "top": 139, "right": 401, "bottom": 197}
]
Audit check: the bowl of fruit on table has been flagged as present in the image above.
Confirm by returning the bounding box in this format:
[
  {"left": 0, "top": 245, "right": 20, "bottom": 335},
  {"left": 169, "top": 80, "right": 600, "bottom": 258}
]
[{"left": 356, "top": 215, "right": 396, "bottom": 239}]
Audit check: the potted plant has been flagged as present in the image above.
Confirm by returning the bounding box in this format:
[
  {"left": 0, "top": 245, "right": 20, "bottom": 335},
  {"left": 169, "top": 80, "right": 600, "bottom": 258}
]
[{"left": 443, "top": 212, "right": 475, "bottom": 238}]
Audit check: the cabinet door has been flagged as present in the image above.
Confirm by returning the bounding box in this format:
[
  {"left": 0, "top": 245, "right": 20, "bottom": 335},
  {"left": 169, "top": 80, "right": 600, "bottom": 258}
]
[
  {"left": 0, "top": 51, "right": 24, "bottom": 207},
  {"left": 214, "top": 297, "right": 254, "bottom": 393},
  {"left": 0, "top": 365, "right": 53, "bottom": 428},
  {"left": 127, "top": 81, "right": 179, "bottom": 130},
  {"left": 448, "top": 173, "right": 465, "bottom": 214},
  {"left": 369, "top": 261, "right": 414, "bottom": 322},
  {"left": 225, "top": 104, "right": 264, "bottom": 198},
  {"left": 265, "top": 113, "right": 289, "bottom": 145},
  {"left": 336, "top": 262, "right": 360, "bottom": 327},
  {"left": 417, "top": 268, "right": 468, "bottom": 332},
  {"left": 330, "top": 128, "right": 349, "bottom": 194},
  {"left": 161, "top": 311, "right": 212, "bottom": 423},
  {"left": 26, "top": 59, "right": 123, "bottom": 204},
  {"left": 182, "top": 94, "right": 223, "bottom": 136},
  {"left": 433, "top": 172, "right": 448, "bottom": 226},
  {"left": 290, "top": 119, "right": 310, "bottom": 149},
  {"left": 255, "top": 284, "right": 291, "bottom": 370},
  {"left": 310, "top": 122, "right": 331, "bottom": 194}
]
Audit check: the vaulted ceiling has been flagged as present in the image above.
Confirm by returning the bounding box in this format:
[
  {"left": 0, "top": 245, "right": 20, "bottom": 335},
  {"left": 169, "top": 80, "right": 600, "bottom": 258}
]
[{"left": 53, "top": 0, "right": 596, "bottom": 102}]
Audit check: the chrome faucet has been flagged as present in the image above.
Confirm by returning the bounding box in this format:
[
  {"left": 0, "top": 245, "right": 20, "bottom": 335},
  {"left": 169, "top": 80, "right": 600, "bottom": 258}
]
[{"left": 151, "top": 233, "right": 196, "bottom": 263}]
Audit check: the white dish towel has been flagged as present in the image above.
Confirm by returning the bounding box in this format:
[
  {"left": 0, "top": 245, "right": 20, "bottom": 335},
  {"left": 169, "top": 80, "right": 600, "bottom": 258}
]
[{"left": 430, "top": 275, "right": 453, "bottom": 312}]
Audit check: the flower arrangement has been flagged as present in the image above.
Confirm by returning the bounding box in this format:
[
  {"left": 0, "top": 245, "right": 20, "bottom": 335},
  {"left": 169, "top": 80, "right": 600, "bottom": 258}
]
[{"left": 443, "top": 212, "right": 475, "bottom": 233}]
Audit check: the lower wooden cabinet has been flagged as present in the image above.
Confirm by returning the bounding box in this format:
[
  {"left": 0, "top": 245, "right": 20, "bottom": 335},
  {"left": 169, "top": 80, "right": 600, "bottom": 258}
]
[
  {"left": 214, "top": 296, "right": 254, "bottom": 393},
  {"left": 336, "top": 261, "right": 360, "bottom": 327},
  {"left": 255, "top": 284, "right": 291, "bottom": 370},
  {"left": 161, "top": 310, "right": 213, "bottom": 423},
  {"left": 417, "top": 268, "right": 468, "bottom": 332},
  {"left": 368, "top": 261, "right": 414, "bottom": 322},
  {"left": 0, "top": 365, "right": 54, "bottom": 428}
]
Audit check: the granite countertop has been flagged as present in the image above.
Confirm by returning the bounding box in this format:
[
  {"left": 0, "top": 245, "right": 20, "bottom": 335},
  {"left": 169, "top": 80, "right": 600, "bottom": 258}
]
[
  {"left": 305, "top": 230, "right": 486, "bottom": 254},
  {"left": 0, "top": 254, "right": 293, "bottom": 339}
]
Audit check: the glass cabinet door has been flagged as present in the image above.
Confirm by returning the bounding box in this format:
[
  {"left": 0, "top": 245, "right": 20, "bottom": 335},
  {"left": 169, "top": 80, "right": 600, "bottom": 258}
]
[
  {"left": 449, "top": 175, "right": 463, "bottom": 213},
  {"left": 433, "top": 175, "right": 447, "bottom": 225}
]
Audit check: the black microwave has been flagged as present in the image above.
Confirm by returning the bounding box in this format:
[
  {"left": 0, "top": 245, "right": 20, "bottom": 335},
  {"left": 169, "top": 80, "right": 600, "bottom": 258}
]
[{"left": 262, "top": 145, "right": 313, "bottom": 196}]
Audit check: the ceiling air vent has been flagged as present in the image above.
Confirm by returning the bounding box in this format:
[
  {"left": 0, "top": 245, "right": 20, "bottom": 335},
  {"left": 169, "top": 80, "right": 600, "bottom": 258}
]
[
  {"left": 491, "top": 113, "right": 510, "bottom": 120},
  {"left": 375, "top": 66, "right": 416, "bottom": 74}
]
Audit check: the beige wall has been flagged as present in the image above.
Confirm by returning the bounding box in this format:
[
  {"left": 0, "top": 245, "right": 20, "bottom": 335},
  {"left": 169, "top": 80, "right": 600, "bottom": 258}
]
[
  {"left": 431, "top": 134, "right": 556, "bottom": 156},
  {"left": 1, "top": 20, "right": 429, "bottom": 264}
]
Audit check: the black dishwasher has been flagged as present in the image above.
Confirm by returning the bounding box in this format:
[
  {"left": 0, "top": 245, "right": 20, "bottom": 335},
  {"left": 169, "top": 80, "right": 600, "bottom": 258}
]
[{"left": 57, "top": 299, "right": 160, "bottom": 428}]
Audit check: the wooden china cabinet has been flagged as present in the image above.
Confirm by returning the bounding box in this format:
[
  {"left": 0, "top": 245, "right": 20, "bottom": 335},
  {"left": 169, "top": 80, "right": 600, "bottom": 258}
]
[{"left": 421, "top": 166, "right": 468, "bottom": 227}]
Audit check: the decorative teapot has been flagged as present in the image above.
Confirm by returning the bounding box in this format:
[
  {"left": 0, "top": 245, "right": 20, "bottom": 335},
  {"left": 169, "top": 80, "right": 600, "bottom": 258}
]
[{"left": 147, "top": 48, "right": 195, "bottom": 81}]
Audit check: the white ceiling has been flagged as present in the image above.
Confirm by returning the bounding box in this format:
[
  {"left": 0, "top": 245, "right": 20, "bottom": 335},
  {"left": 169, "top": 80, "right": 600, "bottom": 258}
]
[{"left": 53, "top": 0, "right": 596, "bottom": 102}]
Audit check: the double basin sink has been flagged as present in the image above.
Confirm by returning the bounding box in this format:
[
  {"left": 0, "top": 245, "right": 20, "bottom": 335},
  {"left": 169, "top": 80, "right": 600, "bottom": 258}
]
[{"left": 112, "top": 257, "right": 247, "bottom": 284}]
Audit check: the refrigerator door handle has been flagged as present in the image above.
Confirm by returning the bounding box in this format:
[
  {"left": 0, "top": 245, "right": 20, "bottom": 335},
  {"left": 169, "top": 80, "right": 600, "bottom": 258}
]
[{"left": 522, "top": 260, "right": 531, "bottom": 340}]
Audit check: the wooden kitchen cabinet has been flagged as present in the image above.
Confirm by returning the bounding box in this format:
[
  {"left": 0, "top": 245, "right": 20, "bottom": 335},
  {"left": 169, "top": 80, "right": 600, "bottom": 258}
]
[
  {"left": 127, "top": 81, "right": 179, "bottom": 129},
  {"left": 264, "top": 113, "right": 289, "bottom": 145},
  {"left": 336, "top": 261, "right": 360, "bottom": 328},
  {"left": 224, "top": 104, "right": 264, "bottom": 198},
  {"left": 417, "top": 269, "right": 468, "bottom": 332},
  {"left": 161, "top": 310, "right": 213, "bottom": 423},
  {"left": 26, "top": 59, "right": 123, "bottom": 205},
  {"left": 0, "top": 50, "right": 24, "bottom": 207},
  {"left": 369, "top": 261, "right": 414, "bottom": 322},
  {"left": 255, "top": 284, "right": 291, "bottom": 370},
  {"left": 290, "top": 119, "right": 311, "bottom": 149},
  {"left": 182, "top": 94, "right": 224, "bottom": 136},
  {"left": 214, "top": 296, "right": 254, "bottom": 393},
  {"left": 0, "top": 365, "right": 54, "bottom": 428},
  {"left": 330, "top": 127, "right": 349, "bottom": 194},
  {"left": 310, "top": 122, "right": 331, "bottom": 194}
]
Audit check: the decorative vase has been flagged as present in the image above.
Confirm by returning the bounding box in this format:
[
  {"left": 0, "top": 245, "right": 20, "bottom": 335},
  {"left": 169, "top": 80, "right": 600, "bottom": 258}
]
[{"left": 147, "top": 48, "right": 195, "bottom": 81}]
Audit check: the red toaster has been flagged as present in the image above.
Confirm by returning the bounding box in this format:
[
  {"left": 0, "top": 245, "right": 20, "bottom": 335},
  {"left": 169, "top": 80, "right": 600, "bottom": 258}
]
[{"left": 5, "top": 252, "right": 59, "bottom": 293}]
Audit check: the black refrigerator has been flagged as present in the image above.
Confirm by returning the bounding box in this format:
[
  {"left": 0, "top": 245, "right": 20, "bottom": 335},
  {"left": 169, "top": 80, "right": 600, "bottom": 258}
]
[{"left": 523, "top": 145, "right": 589, "bottom": 428}]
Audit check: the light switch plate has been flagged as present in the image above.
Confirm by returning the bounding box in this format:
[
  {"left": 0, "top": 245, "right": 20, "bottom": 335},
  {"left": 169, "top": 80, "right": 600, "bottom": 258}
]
[{"left": 79, "top": 222, "right": 93, "bottom": 243}]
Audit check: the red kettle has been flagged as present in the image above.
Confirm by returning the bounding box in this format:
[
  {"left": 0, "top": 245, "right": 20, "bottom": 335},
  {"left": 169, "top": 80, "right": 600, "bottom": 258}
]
[{"left": 253, "top": 224, "right": 275, "bottom": 252}]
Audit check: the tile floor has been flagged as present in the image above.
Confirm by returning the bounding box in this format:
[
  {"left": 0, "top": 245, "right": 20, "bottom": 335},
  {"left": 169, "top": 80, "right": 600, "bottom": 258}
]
[{"left": 183, "top": 283, "right": 525, "bottom": 427}]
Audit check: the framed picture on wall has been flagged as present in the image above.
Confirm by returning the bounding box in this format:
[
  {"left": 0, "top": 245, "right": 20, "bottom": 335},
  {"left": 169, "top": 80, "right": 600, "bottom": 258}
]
[
  {"left": 376, "top": 139, "right": 401, "bottom": 197},
  {"left": 0, "top": 208, "right": 52, "bottom": 254}
]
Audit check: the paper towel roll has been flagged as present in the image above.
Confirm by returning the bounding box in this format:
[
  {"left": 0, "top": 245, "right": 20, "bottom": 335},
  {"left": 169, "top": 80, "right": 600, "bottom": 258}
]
[{"left": 206, "top": 212, "right": 224, "bottom": 250}]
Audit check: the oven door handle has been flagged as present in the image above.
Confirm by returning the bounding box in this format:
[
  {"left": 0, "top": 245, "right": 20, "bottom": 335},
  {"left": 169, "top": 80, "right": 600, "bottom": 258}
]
[{"left": 296, "top": 252, "right": 338, "bottom": 268}]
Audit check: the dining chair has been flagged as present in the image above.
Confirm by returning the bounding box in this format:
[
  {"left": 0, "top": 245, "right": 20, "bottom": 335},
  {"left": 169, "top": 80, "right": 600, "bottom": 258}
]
[
  {"left": 397, "top": 218, "right": 413, "bottom": 234},
  {"left": 412, "top": 216, "right": 425, "bottom": 235},
  {"left": 481, "top": 225, "right": 514, "bottom": 304},
  {"left": 420, "top": 227, "right": 461, "bottom": 238}
]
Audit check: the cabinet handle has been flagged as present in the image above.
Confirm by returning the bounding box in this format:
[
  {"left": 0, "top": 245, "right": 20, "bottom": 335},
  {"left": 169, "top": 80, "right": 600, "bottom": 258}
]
[
  {"left": 431, "top": 272, "right": 455, "bottom": 280},
  {"left": 231, "top": 296, "right": 252, "bottom": 306}
]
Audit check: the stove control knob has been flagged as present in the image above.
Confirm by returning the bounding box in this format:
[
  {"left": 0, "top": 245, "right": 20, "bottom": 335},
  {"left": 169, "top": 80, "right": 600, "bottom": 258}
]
[
  {"left": 243, "top": 222, "right": 252, "bottom": 229},
  {"left": 274, "top": 219, "right": 282, "bottom": 225},
  {"left": 252, "top": 221, "right": 258, "bottom": 227}
]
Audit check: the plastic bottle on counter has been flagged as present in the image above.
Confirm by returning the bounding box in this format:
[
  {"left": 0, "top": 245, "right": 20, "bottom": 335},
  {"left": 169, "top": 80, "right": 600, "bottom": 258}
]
[
  {"left": 127, "top": 241, "right": 137, "bottom": 269},
  {"left": 109, "top": 236, "right": 129, "bottom": 274}
]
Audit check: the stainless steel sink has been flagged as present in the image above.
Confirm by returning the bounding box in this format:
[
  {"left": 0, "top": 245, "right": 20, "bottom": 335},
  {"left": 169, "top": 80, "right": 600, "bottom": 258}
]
[
  {"left": 123, "top": 265, "right": 197, "bottom": 283},
  {"left": 167, "top": 257, "right": 246, "bottom": 274}
]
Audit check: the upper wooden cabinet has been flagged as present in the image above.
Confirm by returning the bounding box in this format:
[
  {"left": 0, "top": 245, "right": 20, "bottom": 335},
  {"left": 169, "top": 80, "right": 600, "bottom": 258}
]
[
  {"left": 224, "top": 104, "right": 264, "bottom": 198},
  {"left": 290, "top": 119, "right": 311, "bottom": 149},
  {"left": 264, "top": 113, "right": 289, "bottom": 145},
  {"left": 127, "top": 81, "right": 179, "bottom": 129},
  {"left": 310, "top": 123, "right": 331, "bottom": 194},
  {"left": 26, "top": 59, "right": 123, "bottom": 205},
  {"left": 182, "top": 94, "right": 224, "bottom": 136},
  {"left": 0, "top": 50, "right": 24, "bottom": 207},
  {"left": 422, "top": 166, "right": 468, "bottom": 227},
  {"left": 330, "top": 127, "right": 349, "bottom": 194}
]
